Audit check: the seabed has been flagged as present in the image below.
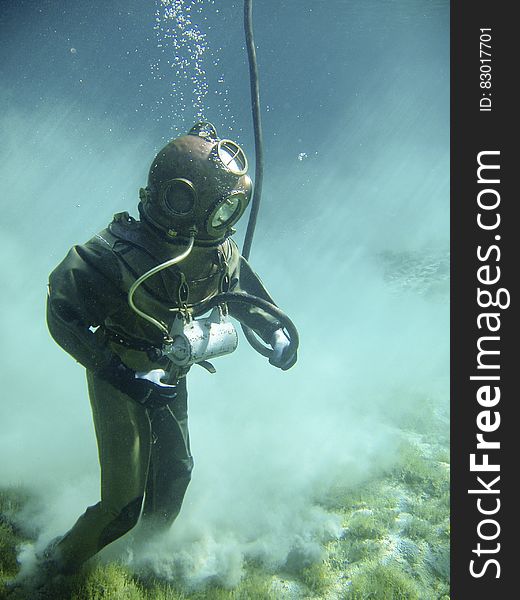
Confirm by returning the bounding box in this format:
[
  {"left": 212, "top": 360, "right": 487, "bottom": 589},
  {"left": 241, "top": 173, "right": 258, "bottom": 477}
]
[{"left": 0, "top": 411, "right": 449, "bottom": 600}]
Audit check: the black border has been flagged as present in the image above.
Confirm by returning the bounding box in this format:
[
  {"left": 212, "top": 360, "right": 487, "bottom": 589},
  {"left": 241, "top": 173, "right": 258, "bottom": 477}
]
[{"left": 451, "top": 2, "right": 516, "bottom": 597}]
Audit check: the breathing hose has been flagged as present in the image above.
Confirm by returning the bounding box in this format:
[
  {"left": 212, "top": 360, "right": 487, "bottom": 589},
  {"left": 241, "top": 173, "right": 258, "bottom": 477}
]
[
  {"left": 242, "top": 0, "right": 263, "bottom": 262},
  {"left": 241, "top": 0, "right": 298, "bottom": 359},
  {"left": 195, "top": 292, "right": 299, "bottom": 356},
  {"left": 128, "top": 233, "right": 195, "bottom": 337}
]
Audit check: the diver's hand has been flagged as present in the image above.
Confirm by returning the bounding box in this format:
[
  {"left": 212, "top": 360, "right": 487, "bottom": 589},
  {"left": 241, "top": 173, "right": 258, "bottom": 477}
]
[
  {"left": 269, "top": 328, "right": 297, "bottom": 371},
  {"left": 134, "top": 368, "right": 178, "bottom": 407},
  {"left": 97, "top": 359, "right": 177, "bottom": 407},
  {"left": 135, "top": 368, "right": 170, "bottom": 386}
]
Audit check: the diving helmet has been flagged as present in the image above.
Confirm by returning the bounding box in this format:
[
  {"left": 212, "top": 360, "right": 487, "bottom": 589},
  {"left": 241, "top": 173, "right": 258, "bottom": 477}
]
[{"left": 139, "top": 122, "right": 252, "bottom": 243}]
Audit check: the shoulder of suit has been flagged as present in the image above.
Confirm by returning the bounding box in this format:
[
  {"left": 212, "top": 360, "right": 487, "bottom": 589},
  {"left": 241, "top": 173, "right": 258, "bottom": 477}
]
[
  {"left": 75, "top": 212, "right": 138, "bottom": 267},
  {"left": 87, "top": 211, "right": 142, "bottom": 251}
]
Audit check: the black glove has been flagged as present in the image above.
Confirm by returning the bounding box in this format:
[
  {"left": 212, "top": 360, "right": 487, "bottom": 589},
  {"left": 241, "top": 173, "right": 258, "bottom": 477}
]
[
  {"left": 269, "top": 328, "right": 297, "bottom": 371},
  {"left": 97, "top": 358, "right": 177, "bottom": 408}
]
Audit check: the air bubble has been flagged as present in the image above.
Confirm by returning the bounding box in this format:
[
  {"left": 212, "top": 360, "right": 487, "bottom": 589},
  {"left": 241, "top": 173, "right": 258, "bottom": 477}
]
[{"left": 151, "top": 0, "right": 238, "bottom": 139}]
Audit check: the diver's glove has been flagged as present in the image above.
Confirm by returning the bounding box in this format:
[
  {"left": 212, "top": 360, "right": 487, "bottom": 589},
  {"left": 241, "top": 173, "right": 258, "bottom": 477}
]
[
  {"left": 97, "top": 357, "right": 177, "bottom": 407},
  {"left": 135, "top": 368, "right": 178, "bottom": 407},
  {"left": 269, "top": 328, "right": 297, "bottom": 371}
]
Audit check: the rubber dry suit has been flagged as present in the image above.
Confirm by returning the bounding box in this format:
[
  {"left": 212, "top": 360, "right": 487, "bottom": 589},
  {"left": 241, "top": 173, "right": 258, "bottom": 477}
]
[{"left": 46, "top": 212, "right": 283, "bottom": 573}]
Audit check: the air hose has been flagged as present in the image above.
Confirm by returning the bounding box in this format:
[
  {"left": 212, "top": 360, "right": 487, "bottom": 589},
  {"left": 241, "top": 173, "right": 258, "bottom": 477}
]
[
  {"left": 194, "top": 292, "right": 299, "bottom": 356},
  {"left": 128, "top": 232, "right": 196, "bottom": 337},
  {"left": 242, "top": 0, "right": 263, "bottom": 262},
  {"left": 241, "top": 0, "right": 298, "bottom": 359}
]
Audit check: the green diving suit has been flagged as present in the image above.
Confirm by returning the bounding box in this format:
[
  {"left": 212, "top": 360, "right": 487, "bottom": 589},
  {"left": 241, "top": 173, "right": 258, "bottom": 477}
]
[{"left": 44, "top": 123, "right": 296, "bottom": 575}]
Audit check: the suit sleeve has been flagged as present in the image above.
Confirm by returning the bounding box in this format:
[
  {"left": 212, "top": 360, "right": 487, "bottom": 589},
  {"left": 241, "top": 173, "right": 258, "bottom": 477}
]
[
  {"left": 46, "top": 238, "right": 125, "bottom": 372},
  {"left": 226, "top": 243, "right": 282, "bottom": 344}
]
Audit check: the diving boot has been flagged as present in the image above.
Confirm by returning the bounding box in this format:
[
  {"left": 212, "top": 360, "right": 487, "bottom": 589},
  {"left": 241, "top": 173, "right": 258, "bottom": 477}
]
[{"left": 4, "top": 537, "right": 65, "bottom": 598}]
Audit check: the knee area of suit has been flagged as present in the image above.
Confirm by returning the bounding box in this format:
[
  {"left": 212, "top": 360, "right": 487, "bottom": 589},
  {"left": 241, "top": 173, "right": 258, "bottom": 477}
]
[
  {"left": 98, "top": 496, "right": 144, "bottom": 548},
  {"left": 120, "top": 506, "right": 141, "bottom": 533}
]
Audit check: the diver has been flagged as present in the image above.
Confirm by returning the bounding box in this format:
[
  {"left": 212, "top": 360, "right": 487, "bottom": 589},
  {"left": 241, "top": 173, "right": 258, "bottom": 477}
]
[{"left": 34, "top": 122, "right": 297, "bottom": 581}]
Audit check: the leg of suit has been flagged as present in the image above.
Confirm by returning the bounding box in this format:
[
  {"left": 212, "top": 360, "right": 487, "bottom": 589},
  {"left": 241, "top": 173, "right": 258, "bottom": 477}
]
[
  {"left": 52, "top": 371, "right": 151, "bottom": 573},
  {"left": 140, "top": 376, "right": 194, "bottom": 531}
]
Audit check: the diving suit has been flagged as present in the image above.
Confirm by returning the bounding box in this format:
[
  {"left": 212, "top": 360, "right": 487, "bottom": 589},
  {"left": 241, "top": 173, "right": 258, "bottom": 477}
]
[{"left": 43, "top": 122, "right": 297, "bottom": 574}]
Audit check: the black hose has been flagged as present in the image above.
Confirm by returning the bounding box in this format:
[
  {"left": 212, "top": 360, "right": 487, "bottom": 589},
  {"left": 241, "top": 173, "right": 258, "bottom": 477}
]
[
  {"left": 242, "top": 0, "right": 273, "bottom": 356},
  {"left": 242, "top": 0, "right": 263, "bottom": 261},
  {"left": 241, "top": 1, "right": 299, "bottom": 360},
  {"left": 197, "top": 292, "right": 299, "bottom": 359}
]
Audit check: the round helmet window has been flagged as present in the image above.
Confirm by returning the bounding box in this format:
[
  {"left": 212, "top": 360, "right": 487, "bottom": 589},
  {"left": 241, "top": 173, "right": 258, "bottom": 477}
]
[
  {"left": 217, "top": 140, "right": 248, "bottom": 176},
  {"left": 162, "top": 178, "right": 196, "bottom": 215},
  {"left": 210, "top": 194, "right": 242, "bottom": 229}
]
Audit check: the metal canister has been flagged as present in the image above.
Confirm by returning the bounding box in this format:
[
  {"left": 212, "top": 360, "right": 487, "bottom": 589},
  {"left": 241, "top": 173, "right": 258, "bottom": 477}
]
[{"left": 164, "top": 307, "right": 238, "bottom": 367}]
